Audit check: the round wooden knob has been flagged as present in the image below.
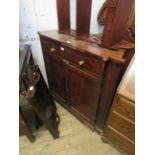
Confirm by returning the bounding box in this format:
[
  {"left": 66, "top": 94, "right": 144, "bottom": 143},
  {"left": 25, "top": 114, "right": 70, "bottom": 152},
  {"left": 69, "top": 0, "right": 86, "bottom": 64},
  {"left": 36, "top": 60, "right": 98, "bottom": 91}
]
[
  {"left": 50, "top": 48, "right": 55, "bottom": 52},
  {"left": 78, "top": 60, "right": 85, "bottom": 66}
]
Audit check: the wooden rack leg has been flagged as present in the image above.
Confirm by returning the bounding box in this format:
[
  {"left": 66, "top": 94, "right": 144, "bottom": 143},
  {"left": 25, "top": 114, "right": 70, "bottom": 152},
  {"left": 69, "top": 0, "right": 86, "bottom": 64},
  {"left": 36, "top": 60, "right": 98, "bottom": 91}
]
[
  {"left": 34, "top": 112, "right": 43, "bottom": 130},
  {"left": 27, "top": 65, "right": 60, "bottom": 139},
  {"left": 29, "top": 98, "right": 60, "bottom": 139},
  {"left": 19, "top": 111, "right": 35, "bottom": 142}
]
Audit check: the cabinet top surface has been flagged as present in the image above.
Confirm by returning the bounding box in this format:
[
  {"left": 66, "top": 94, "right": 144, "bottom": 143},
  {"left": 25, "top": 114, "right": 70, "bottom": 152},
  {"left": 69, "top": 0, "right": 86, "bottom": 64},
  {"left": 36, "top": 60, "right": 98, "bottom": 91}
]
[
  {"left": 118, "top": 56, "right": 135, "bottom": 102},
  {"left": 39, "top": 30, "right": 126, "bottom": 64}
]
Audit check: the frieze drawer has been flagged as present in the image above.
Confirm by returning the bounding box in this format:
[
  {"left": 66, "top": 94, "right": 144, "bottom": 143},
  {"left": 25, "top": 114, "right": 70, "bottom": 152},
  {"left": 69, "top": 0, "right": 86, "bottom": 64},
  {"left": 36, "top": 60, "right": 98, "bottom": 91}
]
[{"left": 62, "top": 46, "right": 105, "bottom": 76}]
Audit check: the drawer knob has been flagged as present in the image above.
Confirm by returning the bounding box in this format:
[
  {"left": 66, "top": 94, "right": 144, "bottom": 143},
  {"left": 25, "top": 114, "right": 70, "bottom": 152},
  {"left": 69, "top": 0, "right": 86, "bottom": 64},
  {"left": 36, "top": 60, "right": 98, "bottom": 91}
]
[
  {"left": 63, "top": 59, "right": 69, "bottom": 64},
  {"left": 50, "top": 48, "right": 55, "bottom": 52},
  {"left": 66, "top": 40, "right": 71, "bottom": 44},
  {"left": 60, "top": 47, "right": 65, "bottom": 51},
  {"left": 78, "top": 60, "right": 85, "bottom": 66}
]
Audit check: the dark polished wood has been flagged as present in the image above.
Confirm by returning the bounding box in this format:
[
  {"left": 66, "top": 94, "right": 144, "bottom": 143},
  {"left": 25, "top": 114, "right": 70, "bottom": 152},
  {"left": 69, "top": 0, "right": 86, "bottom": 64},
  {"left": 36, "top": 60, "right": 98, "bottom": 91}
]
[
  {"left": 62, "top": 45, "right": 105, "bottom": 76},
  {"left": 98, "top": 0, "right": 135, "bottom": 44},
  {"left": 44, "top": 51, "right": 67, "bottom": 104},
  {"left": 95, "top": 61, "right": 123, "bottom": 132},
  {"left": 121, "top": 48, "right": 135, "bottom": 77},
  {"left": 19, "top": 110, "right": 35, "bottom": 142},
  {"left": 38, "top": 0, "right": 135, "bottom": 133},
  {"left": 76, "top": 0, "right": 92, "bottom": 36},
  {"left": 39, "top": 30, "right": 131, "bottom": 131},
  {"left": 19, "top": 45, "right": 36, "bottom": 142},
  {"left": 103, "top": 57, "right": 135, "bottom": 155},
  {"left": 27, "top": 66, "right": 60, "bottom": 139},
  {"left": 68, "top": 63, "right": 101, "bottom": 124},
  {"left": 20, "top": 46, "right": 60, "bottom": 139},
  {"left": 39, "top": 30, "right": 126, "bottom": 63},
  {"left": 57, "top": 0, "right": 70, "bottom": 33},
  {"left": 102, "top": 0, "right": 134, "bottom": 47}
]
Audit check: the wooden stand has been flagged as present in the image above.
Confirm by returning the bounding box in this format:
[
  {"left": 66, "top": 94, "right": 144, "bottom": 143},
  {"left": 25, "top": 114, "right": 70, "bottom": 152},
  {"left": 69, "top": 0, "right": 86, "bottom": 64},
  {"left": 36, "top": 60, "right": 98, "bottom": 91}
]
[
  {"left": 19, "top": 108, "right": 35, "bottom": 142},
  {"left": 27, "top": 66, "right": 60, "bottom": 139}
]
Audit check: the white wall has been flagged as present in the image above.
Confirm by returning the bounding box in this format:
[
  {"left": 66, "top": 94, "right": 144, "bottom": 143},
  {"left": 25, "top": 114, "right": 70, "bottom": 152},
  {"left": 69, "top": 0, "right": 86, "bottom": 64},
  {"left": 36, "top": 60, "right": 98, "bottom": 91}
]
[{"left": 19, "top": 0, "right": 105, "bottom": 84}]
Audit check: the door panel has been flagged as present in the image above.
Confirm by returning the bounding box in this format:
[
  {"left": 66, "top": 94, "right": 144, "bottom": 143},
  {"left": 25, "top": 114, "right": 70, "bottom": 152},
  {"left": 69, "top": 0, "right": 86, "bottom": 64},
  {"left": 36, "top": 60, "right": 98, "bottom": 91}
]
[
  {"left": 44, "top": 51, "right": 67, "bottom": 103},
  {"left": 68, "top": 64, "right": 101, "bottom": 124}
]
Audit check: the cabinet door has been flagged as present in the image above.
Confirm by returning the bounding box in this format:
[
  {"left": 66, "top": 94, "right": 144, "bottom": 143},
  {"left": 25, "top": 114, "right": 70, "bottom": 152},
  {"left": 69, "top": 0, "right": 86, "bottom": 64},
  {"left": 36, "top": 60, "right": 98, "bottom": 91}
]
[
  {"left": 68, "top": 64, "right": 101, "bottom": 124},
  {"left": 43, "top": 51, "right": 67, "bottom": 103}
]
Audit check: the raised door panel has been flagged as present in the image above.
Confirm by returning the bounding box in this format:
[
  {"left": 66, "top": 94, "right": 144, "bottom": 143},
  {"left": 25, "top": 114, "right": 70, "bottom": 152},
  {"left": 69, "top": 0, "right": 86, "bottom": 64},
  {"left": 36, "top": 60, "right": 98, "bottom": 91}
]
[
  {"left": 43, "top": 51, "right": 67, "bottom": 104},
  {"left": 68, "top": 64, "right": 101, "bottom": 124}
]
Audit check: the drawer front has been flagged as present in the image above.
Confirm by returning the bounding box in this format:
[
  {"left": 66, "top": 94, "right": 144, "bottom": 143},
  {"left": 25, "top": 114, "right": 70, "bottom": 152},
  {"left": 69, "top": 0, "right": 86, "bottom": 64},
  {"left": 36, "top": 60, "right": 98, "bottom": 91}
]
[
  {"left": 108, "top": 112, "right": 135, "bottom": 141},
  {"left": 113, "top": 96, "right": 135, "bottom": 121},
  {"left": 62, "top": 46, "right": 104, "bottom": 75},
  {"left": 105, "top": 126, "right": 135, "bottom": 155},
  {"left": 40, "top": 36, "right": 104, "bottom": 75}
]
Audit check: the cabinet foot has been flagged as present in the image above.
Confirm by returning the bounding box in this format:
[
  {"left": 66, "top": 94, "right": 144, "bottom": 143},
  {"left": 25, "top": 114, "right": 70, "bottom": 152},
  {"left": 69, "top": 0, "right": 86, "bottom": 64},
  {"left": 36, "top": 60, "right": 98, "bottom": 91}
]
[{"left": 101, "top": 136, "right": 108, "bottom": 143}]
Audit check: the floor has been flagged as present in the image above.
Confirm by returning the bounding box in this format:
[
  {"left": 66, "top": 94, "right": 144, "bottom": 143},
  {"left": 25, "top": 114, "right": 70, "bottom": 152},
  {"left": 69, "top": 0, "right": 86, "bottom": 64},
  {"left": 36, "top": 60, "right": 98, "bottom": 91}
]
[{"left": 19, "top": 102, "right": 123, "bottom": 155}]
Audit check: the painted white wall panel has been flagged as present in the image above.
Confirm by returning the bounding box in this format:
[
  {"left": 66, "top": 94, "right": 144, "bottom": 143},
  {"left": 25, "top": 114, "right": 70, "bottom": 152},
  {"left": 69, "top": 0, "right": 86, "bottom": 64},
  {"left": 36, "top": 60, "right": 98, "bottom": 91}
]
[
  {"left": 70, "top": 0, "right": 76, "bottom": 30},
  {"left": 19, "top": 40, "right": 48, "bottom": 85},
  {"left": 19, "top": 0, "right": 38, "bottom": 39}
]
